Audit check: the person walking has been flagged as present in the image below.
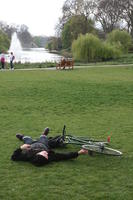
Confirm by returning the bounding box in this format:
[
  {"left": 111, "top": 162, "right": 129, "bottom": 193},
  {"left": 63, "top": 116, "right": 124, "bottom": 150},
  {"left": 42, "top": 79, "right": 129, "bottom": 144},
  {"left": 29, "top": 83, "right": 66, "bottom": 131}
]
[{"left": 9, "top": 52, "right": 15, "bottom": 70}]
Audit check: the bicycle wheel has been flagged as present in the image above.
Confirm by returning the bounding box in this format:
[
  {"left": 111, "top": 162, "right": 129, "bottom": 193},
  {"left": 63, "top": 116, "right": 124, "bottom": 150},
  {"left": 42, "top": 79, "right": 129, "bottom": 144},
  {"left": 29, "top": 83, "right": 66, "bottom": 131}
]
[{"left": 82, "top": 144, "right": 123, "bottom": 156}]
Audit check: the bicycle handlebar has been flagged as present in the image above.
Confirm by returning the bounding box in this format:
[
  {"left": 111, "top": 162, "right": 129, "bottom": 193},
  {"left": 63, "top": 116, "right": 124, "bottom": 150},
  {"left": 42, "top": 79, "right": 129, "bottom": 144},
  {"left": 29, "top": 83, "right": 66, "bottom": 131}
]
[{"left": 62, "top": 125, "right": 66, "bottom": 141}]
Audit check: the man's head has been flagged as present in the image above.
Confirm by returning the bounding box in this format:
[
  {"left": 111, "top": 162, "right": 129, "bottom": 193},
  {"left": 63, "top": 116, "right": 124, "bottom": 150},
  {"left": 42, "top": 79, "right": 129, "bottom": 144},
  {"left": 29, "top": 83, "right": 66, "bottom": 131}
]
[
  {"left": 11, "top": 152, "right": 23, "bottom": 161},
  {"left": 11, "top": 148, "right": 30, "bottom": 161}
]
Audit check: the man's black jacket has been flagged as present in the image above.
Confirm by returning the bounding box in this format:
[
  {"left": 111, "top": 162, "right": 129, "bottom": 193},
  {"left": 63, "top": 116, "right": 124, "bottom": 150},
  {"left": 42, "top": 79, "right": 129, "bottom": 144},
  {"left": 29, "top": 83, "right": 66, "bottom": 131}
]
[{"left": 11, "top": 148, "right": 79, "bottom": 166}]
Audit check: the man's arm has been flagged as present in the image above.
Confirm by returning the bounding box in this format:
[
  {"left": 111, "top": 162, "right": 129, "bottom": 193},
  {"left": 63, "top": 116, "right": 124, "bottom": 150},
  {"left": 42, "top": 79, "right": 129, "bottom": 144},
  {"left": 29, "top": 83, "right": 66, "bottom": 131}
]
[{"left": 48, "top": 149, "right": 88, "bottom": 162}]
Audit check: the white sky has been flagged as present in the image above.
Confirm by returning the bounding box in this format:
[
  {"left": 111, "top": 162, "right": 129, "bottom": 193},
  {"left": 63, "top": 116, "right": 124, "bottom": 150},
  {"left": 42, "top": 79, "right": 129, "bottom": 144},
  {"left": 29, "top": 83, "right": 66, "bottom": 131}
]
[{"left": 0, "top": 0, "right": 65, "bottom": 36}]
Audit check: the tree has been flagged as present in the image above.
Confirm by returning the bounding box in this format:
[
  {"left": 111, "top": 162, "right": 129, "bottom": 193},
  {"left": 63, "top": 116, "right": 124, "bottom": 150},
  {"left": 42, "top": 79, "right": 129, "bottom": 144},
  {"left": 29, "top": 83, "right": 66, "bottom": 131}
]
[
  {"left": 33, "top": 36, "right": 49, "bottom": 48},
  {"left": 72, "top": 33, "right": 102, "bottom": 62},
  {"left": 0, "top": 21, "right": 34, "bottom": 48},
  {"left": 61, "top": 0, "right": 85, "bottom": 24},
  {"left": 72, "top": 33, "right": 122, "bottom": 62},
  {"left": 61, "top": 22, "right": 72, "bottom": 49},
  {"left": 61, "top": 15, "right": 95, "bottom": 49},
  {"left": 0, "top": 30, "right": 10, "bottom": 52},
  {"left": 18, "top": 25, "right": 33, "bottom": 48},
  {"left": 56, "top": 0, "right": 92, "bottom": 36},
  {"left": 121, "top": 0, "right": 133, "bottom": 37},
  {"left": 46, "top": 37, "right": 62, "bottom": 51},
  {"left": 90, "top": 0, "right": 124, "bottom": 34},
  {"left": 106, "top": 29, "right": 132, "bottom": 53},
  {"left": 0, "top": 21, "right": 17, "bottom": 39}
]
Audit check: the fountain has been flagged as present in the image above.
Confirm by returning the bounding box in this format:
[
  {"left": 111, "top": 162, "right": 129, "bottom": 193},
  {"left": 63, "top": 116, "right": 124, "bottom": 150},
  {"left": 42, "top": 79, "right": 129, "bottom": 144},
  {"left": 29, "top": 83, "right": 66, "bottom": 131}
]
[
  {"left": 8, "top": 32, "right": 62, "bottom": 63},
  {"left": 8, "top": 32, "right": 22, "bottom": 62}
]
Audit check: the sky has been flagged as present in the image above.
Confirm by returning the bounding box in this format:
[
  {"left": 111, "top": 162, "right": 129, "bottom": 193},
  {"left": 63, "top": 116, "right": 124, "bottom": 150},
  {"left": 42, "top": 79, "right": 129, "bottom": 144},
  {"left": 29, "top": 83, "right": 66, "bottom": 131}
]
[{"left": 0, "top": 0, "right": 65, "bottom": 36}]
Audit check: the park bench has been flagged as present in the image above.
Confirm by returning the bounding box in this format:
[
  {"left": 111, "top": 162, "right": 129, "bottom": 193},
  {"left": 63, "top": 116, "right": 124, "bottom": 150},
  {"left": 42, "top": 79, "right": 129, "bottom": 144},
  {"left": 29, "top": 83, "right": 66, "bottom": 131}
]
[{"left": 56, "top": 58, "right": 74, "bottom": 70}]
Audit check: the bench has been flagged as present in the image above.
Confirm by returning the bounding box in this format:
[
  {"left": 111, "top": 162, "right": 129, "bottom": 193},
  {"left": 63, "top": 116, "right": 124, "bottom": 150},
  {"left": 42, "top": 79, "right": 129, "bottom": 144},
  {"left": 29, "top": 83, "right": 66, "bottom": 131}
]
[{"left": 56, "top": 59, "right": 74, "bottom": 70}]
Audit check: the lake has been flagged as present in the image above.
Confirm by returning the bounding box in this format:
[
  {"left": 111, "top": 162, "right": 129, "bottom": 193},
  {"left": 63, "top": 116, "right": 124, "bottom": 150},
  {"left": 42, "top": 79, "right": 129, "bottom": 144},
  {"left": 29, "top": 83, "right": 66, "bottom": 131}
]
[
  {"left": 7, "top": 48, "right": 62, "bottom": 63},
  {"left": 8, "top": 32, "right": 63, "bottom": 63}
]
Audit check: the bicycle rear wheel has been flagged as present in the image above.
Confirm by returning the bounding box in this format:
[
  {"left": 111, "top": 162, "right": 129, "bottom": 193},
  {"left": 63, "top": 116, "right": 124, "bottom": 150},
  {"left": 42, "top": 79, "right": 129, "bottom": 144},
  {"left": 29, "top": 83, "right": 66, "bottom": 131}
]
[{"left": 82, "top": 144, "right": 122, "bottom": 156}]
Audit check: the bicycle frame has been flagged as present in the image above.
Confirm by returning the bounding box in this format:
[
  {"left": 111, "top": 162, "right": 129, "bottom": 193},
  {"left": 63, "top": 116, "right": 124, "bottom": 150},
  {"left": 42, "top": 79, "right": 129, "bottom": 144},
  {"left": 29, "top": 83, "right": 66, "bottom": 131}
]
[
  {"left": 62, "top": 125, "right": 122, "bottom": 156},
  {"left": 62, "top": 125, "right": 108, "bottom": 147}
]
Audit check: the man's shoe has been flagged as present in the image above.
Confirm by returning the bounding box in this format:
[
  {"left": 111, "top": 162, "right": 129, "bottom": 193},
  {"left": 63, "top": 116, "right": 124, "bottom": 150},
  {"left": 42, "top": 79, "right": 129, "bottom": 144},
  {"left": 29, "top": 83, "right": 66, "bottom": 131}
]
[
  {"left": 16, "top": 133, "right": 24, "bottom": 141},
  {"left": 43, "top": 127, "right": 50, "bottom": 136}
]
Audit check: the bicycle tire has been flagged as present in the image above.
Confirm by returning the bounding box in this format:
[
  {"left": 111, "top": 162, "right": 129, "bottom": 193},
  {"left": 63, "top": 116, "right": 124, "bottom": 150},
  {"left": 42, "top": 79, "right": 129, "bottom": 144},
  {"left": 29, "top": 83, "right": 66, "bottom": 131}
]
[{"left": 82, "top": 144, "right": 122, "bottom": 156}]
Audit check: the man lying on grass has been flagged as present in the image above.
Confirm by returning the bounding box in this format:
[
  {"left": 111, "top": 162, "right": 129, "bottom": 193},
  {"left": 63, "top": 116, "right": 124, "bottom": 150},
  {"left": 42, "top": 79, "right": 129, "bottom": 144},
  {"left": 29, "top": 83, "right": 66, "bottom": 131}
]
[{"left": 11, "top": 127, "right": 88, "bottom": 166}]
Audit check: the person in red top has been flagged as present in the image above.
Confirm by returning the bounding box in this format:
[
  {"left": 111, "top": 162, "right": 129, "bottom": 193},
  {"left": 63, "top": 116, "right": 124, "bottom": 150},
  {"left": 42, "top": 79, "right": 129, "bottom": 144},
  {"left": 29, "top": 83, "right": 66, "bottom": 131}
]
[{"left": 0, "top": 52, "right": 6, "bottom": 70}]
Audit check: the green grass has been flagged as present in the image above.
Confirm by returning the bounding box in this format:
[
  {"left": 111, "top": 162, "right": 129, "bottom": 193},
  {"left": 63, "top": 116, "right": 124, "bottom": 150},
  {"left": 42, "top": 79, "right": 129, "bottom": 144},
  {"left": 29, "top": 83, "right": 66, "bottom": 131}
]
[
  {"left": 5, "top": 61, "right": 57, "bottom": 69},
  {"left": 0, "top": 66, "right": 133, "bottom": 200}
]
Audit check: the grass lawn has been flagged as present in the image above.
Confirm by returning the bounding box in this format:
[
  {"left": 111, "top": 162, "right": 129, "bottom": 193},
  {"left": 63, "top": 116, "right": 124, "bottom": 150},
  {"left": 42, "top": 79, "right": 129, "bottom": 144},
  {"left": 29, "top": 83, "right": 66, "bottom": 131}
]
[{"left": 0, "top": 66, "right": 133, "bottom": 200}]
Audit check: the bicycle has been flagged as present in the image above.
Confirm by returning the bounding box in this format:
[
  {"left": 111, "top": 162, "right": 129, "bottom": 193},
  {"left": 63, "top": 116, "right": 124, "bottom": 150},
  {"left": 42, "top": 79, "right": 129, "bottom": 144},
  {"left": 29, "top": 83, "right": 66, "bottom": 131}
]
[{"left": 62, "top": 125, "right": 123, "bottom": 156}]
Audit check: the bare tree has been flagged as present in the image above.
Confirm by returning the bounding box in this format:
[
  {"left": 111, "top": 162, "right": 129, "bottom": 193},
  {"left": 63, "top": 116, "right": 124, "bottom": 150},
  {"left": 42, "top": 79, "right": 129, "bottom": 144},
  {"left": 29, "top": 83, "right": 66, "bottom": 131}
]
[
  {"left": 90, "top": 0, "right": 124, "bottom": 34},
  {"left": 62, "top": 0, "right": 85, "bottom": 23},
  {"left": 121, "top": 0, "right": 133, "bottom": 37},
  {"left": 55, "top": 0, "right": 93, "bottom": 36},
  {"left": 0, "top": 21, "right": 17, "bottom": 38}
]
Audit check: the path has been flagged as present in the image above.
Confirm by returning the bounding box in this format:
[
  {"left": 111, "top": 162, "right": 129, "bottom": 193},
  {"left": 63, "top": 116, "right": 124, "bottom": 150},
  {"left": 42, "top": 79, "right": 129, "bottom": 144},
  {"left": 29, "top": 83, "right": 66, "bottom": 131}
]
[{"left": 1, "top": 63, "right": 133, "bottom": 71}]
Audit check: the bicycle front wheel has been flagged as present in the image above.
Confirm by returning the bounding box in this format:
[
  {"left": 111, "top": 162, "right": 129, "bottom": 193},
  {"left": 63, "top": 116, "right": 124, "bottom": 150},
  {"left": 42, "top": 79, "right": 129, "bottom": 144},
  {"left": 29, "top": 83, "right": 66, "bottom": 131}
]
[{"left": 82, "top": 144, "right": 123, "bottom": 156}]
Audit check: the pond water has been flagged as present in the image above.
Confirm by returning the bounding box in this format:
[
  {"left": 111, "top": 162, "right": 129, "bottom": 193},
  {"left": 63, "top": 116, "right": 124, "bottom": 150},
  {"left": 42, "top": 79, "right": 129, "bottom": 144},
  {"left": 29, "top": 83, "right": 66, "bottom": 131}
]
[
  {"left": 8, "top": 48, "right": 62, "bottom": 63},
  {"left": 8, "top": 32, "right": 62, "bottom": 63}
]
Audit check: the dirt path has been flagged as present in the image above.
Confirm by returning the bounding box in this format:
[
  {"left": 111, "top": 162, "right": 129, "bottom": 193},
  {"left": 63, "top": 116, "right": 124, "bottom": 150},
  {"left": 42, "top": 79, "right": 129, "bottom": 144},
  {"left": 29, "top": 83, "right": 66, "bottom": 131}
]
[{"left": 1, "top": 63, "right": 133, "bottom": 71}]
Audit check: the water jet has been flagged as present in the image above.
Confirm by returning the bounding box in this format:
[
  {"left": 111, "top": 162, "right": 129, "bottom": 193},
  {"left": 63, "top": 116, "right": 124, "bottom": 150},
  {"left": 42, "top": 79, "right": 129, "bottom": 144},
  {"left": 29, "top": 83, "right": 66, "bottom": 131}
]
[{"left": 9, "top": 32, "right": 22, "bottom": 62}]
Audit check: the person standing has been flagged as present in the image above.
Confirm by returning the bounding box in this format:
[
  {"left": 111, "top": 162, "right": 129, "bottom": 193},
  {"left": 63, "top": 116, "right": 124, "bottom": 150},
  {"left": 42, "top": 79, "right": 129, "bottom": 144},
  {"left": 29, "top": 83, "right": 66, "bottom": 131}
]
[
  {"left": 10, "top": 52, "right": 15, "bottom": 70},
  {"left": 0, "top": 52, "right": 6, "bottom": 70}
]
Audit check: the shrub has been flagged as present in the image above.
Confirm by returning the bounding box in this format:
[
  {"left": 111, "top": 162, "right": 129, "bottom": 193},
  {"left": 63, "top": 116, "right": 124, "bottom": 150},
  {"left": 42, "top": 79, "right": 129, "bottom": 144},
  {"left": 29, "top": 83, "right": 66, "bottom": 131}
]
[
  {"left": 72, "top": 33, "right": 102, "bottom": 62},
  {"left": 0, "top": 30, "right": 10, "bottom": 52},
  {"left": 106, "top": 30, "right": 132, "bottom": 53},
  {"left": 72, "top": 33, "right": 122, "bottom": 62},
  {"left": 100, "top": 43, "right": 122, "bottom": 61}
]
